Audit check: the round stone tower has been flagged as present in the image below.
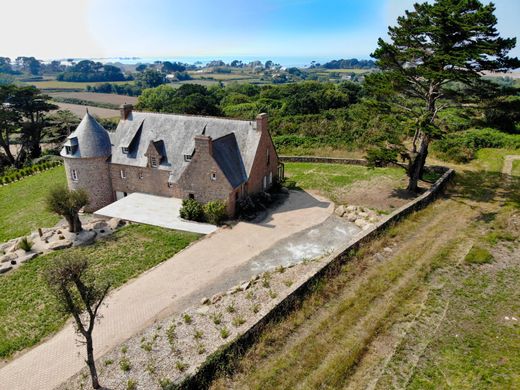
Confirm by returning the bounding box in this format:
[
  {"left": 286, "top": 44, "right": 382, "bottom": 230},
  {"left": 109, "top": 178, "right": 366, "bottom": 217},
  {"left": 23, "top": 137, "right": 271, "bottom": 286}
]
[{"left": 60, "top": 112, "right": 113, "bottom": 212}]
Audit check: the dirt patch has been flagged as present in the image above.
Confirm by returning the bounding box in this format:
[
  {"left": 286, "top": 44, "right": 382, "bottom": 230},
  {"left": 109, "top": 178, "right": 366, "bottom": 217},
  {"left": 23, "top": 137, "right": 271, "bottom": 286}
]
[{"left": 332, "top": 176, "right": 415, "bottom": 211}]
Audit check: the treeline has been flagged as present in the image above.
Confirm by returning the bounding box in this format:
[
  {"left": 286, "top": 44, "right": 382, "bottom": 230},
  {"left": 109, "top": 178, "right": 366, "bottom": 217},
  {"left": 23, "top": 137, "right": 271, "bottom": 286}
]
[
  {"left": 135, "top": 80, "right": 520, "bottom": 160},
  {"left": 320, "top": 58, "right": 377, "bottom": 69},
  {"left": 57, "top": 60, "right": 131, "bottom": 82}
]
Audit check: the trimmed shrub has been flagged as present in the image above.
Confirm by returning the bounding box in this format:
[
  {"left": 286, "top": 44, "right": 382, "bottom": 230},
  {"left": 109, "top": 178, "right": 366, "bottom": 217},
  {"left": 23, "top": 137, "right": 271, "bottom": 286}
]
[
  {"left": 179, "top": 198, "right": 204, "bottom": 222},
  {"left": 203, "top": 200, "right": 227, "bottom": 225}
]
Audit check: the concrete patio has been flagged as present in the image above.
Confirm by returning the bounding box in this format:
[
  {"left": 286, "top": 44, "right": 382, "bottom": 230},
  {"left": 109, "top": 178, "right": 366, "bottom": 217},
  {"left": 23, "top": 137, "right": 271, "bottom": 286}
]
[{"left": 94, "top": 192, "right": 217, "bottom": 234}]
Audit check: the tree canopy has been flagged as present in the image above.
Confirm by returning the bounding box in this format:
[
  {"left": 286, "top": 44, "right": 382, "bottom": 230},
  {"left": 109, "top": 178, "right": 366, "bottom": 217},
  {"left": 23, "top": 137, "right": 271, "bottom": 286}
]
[{"left": 367, "top": 0, "right": 520, "bottom": 191}]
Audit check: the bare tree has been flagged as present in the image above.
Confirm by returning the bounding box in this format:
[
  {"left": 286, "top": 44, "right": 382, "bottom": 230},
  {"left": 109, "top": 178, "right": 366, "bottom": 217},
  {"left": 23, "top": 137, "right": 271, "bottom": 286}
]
[
  {"left": 43, "top": 253, "right": 110, "bottom": 389},
  {"left": 46, "top": 186, "right": 89, "bottom": 233}
]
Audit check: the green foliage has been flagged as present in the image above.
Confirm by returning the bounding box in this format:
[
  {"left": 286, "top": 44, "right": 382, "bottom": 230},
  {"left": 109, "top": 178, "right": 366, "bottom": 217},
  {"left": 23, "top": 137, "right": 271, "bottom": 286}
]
[
  {"left": 465, "top": 246, "right": 494, "bottom": 264},
  {"left": 203, "top": 200, "right": 227, "bottom": 225},
  {"left": 179, "top": 198, "right": 204, "bottom": 222},
  {"left": 119, "top": 356, "right": 131, "bottom": 372},
  {"left": 57, "top": 60, "right": 127, "bottom": 82},
  {"left": 366, "top": 147, "right": 398, "bottom": 167},
  {"left": 433, "top": 128, "right": 520, "bottom": 163},
  {"left": 220, "top": 327, "right": 230, "bottom": 339},
  {"left": 183, "top": 313, "right": 192, "bottom": 324},
  {"left": 126, "top": 378, "right": 137, "bottom": 390},
  {"left": 17, "top": 237, "right": 33, "bottom": 252}
]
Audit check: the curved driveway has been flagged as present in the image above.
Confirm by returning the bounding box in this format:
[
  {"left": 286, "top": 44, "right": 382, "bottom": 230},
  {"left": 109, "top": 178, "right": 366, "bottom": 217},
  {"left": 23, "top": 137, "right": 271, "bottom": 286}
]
[{"left": 0, "top": 190, "right": 333, "bottom": 390}]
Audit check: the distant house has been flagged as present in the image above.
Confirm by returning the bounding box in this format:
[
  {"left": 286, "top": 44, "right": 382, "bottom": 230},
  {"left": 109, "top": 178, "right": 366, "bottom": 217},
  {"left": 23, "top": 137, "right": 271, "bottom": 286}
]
[{"left": 61, "top": 105, "right": 282, "bottom": 216}]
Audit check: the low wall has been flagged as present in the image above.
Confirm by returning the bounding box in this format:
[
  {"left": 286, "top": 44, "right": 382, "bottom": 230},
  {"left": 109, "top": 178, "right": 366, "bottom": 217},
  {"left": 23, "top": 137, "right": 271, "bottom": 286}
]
[
  {"left": 280, "top": 155, "right": 369, "bottom": 166},
  {"left": 177, "top": 165, "right": 455, "bottom": 389}
]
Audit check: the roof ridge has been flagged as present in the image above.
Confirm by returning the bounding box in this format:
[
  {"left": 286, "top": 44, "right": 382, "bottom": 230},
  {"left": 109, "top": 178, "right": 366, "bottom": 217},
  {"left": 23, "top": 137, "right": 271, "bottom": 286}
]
[{"left": 132, "top": 110, "right": 256, "bottom": 124}]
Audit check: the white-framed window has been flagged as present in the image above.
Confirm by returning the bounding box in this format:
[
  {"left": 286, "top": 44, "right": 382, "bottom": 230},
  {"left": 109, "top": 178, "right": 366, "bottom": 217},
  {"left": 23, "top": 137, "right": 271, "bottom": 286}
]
[
  {"left": 184, "top": 154, "right": 192, "bottom": 162},
  {"left": 65, "top": 146, "right": 71, "bottom": 155},
  {"left": 211, "top": 172, "right": 217, "bottom": 181},
  {"left": 150, "top": 156, "right": 158, "bottom": 168},
  {"left": 269, "top": 172, "right": 273, "bottom": 186},
  {"left": 263, "top": 175, "right": 267, "bottom": 190},
  {"left": 71, "top": 169, "right": 78, "bottom": 181},
  {"left": 120, "top": 169, "right": 126, "bottom": 179},
  {"left": 122, "top": 147, "right": 129, "bottom": 154}
]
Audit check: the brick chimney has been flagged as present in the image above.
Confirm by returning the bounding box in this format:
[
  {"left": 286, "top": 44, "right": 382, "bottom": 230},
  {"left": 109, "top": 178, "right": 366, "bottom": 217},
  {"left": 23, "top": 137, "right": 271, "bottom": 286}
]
[
  {"left": 194, "top": 135, "right": 213, "bottom": 156},
  {"left": 256, "top": 113, "right": 268, "bottom": 133},
  {"left": 120, "top": 103, "right": 133, "bottom": 120}
]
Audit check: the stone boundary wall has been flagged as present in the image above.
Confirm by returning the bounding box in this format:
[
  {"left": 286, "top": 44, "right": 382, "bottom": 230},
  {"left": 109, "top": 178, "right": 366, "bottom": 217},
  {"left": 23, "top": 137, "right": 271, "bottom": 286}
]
[
  {"left": 176, "top": 165, "right": 455, "bottom": 389},
  {"left": 280, "top": 155, "right": 369, "bottom": 166}
]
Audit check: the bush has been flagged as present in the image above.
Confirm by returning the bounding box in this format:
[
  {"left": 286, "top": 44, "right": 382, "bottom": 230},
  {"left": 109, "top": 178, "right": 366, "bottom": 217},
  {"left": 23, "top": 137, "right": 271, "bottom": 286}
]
[
  {"left": 179, "top": 198, "right": 204, "bottom": 222},
  {"left": 17, "top": 237, "right": 33, "bottom": 252},
  {"left": 433, "top": 128, "right": 520, "bottom": 162},
  {"left": 203, "top": 200, "right": 227, "bottom": 225}
]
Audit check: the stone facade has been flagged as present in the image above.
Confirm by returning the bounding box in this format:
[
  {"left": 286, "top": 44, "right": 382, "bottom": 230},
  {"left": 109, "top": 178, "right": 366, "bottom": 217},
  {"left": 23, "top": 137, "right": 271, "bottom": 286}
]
[
  {"left": 63, "top": 156, "right": 114, "bottom": 212},
  {"left": 62, "top": 108, "right": 281, "bottom": 217}
]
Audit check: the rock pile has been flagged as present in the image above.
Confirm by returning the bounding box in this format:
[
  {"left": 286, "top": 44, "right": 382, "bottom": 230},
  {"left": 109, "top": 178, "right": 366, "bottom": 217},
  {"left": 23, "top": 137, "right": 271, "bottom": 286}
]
[
  {"left": 0, "top": 217, "right": 125, "bottom": 275},
  {"left": 334, "top": 204, "right": 383, "bottom": 230}
]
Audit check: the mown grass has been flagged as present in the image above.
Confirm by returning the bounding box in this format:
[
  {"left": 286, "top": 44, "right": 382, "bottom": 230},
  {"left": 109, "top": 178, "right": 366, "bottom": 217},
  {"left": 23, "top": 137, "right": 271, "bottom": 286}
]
[
  {"left": 512, "top": 159, "right": 520, "bottom": 176},
  {"left": 284, "top": 162, "right": 404, "bottom": 202},
  {"left": 0, "top": 224, "right": 199, "bottom": 359},
  {"left": 0, "top": 166, "right": 66, "bottom": 242}
]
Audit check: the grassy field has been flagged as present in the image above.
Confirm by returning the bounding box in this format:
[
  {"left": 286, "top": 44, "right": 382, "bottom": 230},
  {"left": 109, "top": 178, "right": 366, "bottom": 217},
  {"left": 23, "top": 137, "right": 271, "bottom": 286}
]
[
  {"left": 512, "top": 159, "right": 520, "bottom": 176},
  {"left": 0, "top": 224, "right": 199, "bottom": 359},
  {"left": 284, "top": 162, "right": 405, "bottom": 209},
  {"left": 0, "top": 166, "right": 66, "bottom": 242},
  {"left": 49, "top": 92, "right": 138, "bottom": 106},
  {"left": 210, "top": 150, "right": 520, "bottom": 389},
  {"left": 53, "top": 102, "right": 120, "bottom": 119},
  {"left": 26, "top": 80, "right": 132, "bottom": 91}
]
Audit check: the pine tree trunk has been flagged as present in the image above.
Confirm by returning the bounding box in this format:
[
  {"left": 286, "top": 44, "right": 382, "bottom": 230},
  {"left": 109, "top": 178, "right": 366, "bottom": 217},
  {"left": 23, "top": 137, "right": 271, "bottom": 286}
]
[
  {"left": 407, "top": 135, "right": 430, "bottom": 192},
  {"left": 73, "top": 214, "right": 82, "bottom": 233},
  {"left": 85, "top": 334, "right": 100, "bottom": 389}
]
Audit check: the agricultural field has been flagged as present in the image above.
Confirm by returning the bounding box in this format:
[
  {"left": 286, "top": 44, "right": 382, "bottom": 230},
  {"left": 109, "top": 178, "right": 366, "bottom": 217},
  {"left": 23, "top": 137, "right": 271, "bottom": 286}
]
[
  {"left": 53, "top": 102, "right": 120, "bottom": 118},
  {"left": 210, "top": 149, "right": 520, "bottom": 390},
  {"left": 0, "top": 166, "right": 66, "bottom": 242},
  {"left": 284, "top": 162, "right": 408, "bottom": 211},
  {"left": 0, "top": 224, "right": 200, "bottom": 359},
  {"left": 49, "top": 92, "right": 138, "bottom": 106},
  {"left": 25, "top": 79, "right": 132, "bottom": 91}
]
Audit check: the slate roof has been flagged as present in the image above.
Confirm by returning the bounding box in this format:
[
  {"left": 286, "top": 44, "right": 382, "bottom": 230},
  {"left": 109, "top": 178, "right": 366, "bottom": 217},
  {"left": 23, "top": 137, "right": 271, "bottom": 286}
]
[
  {"left": 213, "top": 133, "right": 248, "bottom": 188},
  {"left": 110, "top": 111, "right": 261, "bottom": 186},
  {"left": 60, "top": 113, "right": 112, "bottom": 158}
]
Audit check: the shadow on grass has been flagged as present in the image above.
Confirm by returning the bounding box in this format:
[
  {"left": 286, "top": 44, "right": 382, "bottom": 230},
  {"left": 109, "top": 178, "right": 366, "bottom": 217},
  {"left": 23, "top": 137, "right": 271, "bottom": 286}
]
[{"left": 448, "top": 170, "right": 520, "bottom": 209}]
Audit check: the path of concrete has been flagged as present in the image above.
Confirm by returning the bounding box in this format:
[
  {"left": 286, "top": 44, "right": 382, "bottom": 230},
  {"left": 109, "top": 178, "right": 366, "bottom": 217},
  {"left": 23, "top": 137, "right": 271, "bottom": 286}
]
[
  {"left": 95, "top": 192, "right": 217, "bottom": 235},
  {"left": 0, "top": 190, "right": 334, "bottom": 390},
  {"left": 502, "top": 155, "right": 520, "bottom": 176}
]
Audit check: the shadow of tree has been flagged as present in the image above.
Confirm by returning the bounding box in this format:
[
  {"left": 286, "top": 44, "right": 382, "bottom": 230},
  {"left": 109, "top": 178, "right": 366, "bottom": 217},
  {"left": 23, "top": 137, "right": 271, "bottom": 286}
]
[{"left": 448, "top": 170, "right": 520, "bottom": 209}]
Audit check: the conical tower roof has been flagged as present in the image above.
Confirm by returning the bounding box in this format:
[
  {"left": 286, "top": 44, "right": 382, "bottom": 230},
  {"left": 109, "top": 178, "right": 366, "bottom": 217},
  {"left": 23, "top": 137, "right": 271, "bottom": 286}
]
[{"left": 61, "top": 112, "right": 112, "bottom": 158}]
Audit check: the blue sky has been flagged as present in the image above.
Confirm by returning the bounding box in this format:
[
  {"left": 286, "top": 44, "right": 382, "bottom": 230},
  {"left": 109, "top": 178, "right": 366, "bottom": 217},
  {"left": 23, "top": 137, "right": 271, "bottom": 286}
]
[{"left": 1, "top": 0, "right": 519, "bottom": 60}]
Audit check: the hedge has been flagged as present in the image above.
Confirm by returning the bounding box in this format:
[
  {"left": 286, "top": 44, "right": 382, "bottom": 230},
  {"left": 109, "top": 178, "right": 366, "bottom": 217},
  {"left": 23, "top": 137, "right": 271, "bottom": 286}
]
[{"left": 0, "top": 160, "right": 63, "bottom": 186}]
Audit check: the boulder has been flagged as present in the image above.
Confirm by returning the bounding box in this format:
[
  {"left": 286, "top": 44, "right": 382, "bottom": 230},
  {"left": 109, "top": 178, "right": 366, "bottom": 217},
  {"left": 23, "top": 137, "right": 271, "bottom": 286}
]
[
  {"left": 72, "top": 230, "right": 97, "bottom": 247},
  {"left": 92, "top": 221, "right": 108, "bottom": 230},
  {"left": 346, "top": 205, "right": 357, "bottom": 212},
  {"left": 334, "top": 205, "right": 346, "bottom": 217},
  {"left": 346, "top": 214, "right": 358, "bottom": 222},
  {"left": 200, "top": 297, "right": 210, "bottom": 305},
  {"left": 0, "top": 252, "right": 17, "bottom": 263},
  {"left": 107, "top": 218, "right": 124, "bottom": 230},
  {"left": 355, "top": 219, "right": 368, "bottom": 228},
  {"left": 240, "top": 281, "right": 252, "bottom": 291},
  {"left": 210, "top": 294, "right": 222, "bottom": 304},
  {"left": 0, "top": 265, "right": 13, "bottom": 274},
  {"left": 20, "top": 252, "right": 38, "bottom": 263},
  {"left": 48, "top": 240, "right": 73, "bottom": 251}
]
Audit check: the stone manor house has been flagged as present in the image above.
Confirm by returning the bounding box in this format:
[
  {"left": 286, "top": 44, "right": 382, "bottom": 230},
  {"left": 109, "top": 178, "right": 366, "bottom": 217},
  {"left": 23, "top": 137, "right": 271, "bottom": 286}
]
[{"left": 61, "top": 104, "right": 282, "bottom": 216}]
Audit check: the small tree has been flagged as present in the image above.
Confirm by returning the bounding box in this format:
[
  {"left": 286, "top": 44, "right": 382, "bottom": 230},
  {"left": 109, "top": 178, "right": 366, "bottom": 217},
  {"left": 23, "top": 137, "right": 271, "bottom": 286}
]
[
  {"left": 43, "top": 253, "right": 110, "bottom": 389},
  {"left": 46, "top": 186, "right": 89, "bottom": 233}
]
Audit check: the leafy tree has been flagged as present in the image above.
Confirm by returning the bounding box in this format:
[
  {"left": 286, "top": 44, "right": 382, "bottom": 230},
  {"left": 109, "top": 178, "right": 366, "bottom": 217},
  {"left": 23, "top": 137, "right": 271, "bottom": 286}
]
[
  {"left": 369, "top": 0, "right": 520, "bottom": 191},
  {"left": 161, "top": 61, "right": 186, "bottom": 73},
  {"left": 0, "top": 85, "right": 22, "bottom": 166},
  {"left": 57, "top": 60, "right": 126, "bottom": 82},
  {"left": 135, "top": 68, "right": 167, "bottom": 88},
  {"left": 0, "top": 57, "right": 15, "bottom": 74},
  {"left": 16, "top": 56, "right": 42, "bottom": 75},
  {"left": 46, "top": 110, "right": 80, "bottom": 142},
  {"left": 135, "top": 64, "right": 147, "bottom": 72},
  {"left": 43, "top": 253, "right": 110, "bottom": 389},
  {"left": 46, "top": 186, "right": 89, "bottom": 233}
]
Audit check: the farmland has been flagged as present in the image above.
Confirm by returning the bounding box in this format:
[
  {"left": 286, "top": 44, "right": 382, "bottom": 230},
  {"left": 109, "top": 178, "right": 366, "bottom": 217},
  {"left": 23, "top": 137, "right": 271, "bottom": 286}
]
[
  {"left": 49, "top": 92, "right": 138, "bottom": 106},
  {"left": 52, "top": 102, "right": 119, "bottom": 118}
]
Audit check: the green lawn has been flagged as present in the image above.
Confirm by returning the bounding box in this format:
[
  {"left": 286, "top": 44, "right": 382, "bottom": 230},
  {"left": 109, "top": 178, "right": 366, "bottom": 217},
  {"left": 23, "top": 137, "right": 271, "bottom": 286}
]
[
  {"left": 284, "top": 162, "right": 404, "bottom": 201},
  {"left": 512, "top": 159, "right": 520, "bottom": 176},
  {"left": 0, "top": 224, "right": 199, "bottom": 359},
  {"left": 0, "top": 166, "right": 67, "bottom": 242}
]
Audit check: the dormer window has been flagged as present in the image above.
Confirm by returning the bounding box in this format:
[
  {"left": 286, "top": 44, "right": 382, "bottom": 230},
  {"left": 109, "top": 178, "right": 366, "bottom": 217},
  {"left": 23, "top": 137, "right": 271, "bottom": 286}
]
[
  {"left": 65, "top": 146, "right": 72, "bottom": 155},
  {"left": 184, "top": 154, "right": 192, "bottom": 162},
  {"left": 64, "top": 137, "right": 78, "bottom": 155},
  {"left": 150, "top": 156, "right": 158, "bottom": 168},
  {"left": 122, "top": 147, "right": 129, "bottom": 154}
]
